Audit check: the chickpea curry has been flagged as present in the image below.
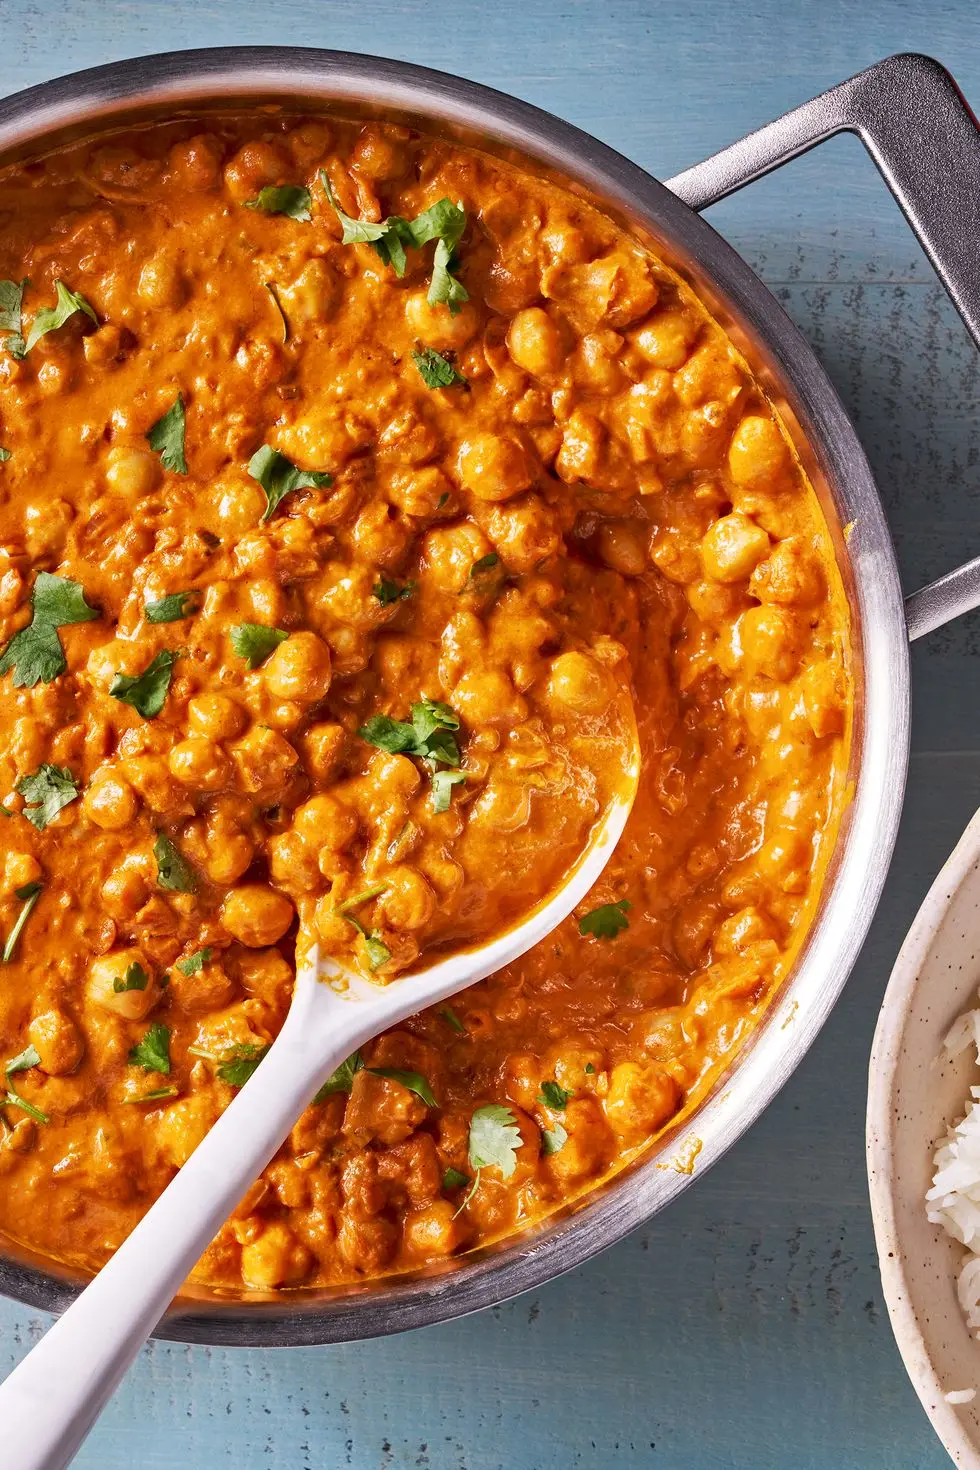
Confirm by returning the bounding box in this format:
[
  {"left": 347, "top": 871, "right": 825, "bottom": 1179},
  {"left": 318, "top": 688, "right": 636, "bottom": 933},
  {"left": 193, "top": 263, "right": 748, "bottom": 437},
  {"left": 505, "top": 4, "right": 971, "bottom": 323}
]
[{"left": 0, "top": 111, "right": 851, "bottom": 1294}]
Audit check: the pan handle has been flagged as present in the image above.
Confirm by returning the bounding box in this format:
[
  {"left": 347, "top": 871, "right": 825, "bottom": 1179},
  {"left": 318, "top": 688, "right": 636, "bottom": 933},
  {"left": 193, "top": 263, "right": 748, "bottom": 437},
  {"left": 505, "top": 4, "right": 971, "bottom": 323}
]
[{"left": 666, "top": 52, "right": 980, "bottom": 641}]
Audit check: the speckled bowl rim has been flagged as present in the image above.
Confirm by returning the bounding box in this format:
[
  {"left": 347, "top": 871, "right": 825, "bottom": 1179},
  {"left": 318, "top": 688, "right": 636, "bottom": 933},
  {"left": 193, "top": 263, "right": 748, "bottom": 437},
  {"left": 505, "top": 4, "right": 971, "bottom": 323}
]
[{"left": 868, "top": 807, "right": 980, "bottom": 1467}]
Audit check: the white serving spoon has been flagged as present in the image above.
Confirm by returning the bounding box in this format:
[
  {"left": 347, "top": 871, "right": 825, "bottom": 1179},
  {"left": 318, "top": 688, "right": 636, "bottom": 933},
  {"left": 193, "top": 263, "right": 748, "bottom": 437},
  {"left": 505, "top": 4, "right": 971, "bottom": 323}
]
[{"left": 0, "top": 725, "right": 639, "bottom": 1469}]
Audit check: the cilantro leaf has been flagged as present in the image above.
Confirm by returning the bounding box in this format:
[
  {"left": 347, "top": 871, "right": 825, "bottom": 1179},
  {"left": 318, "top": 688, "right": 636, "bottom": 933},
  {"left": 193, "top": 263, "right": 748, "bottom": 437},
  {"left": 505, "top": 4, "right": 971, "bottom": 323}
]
[
  {"left": 247, "top": 444, "right": 332, "bottom": 521},
  {"left": 176, "top": 947, "right": 212, "bottom": 976},
  {"left": 578, "top": 899, "right": 631, "bottom": 940},
  {"left": 431, "top": 769, "right": 465, "bottom": 812},
  {"left": 373, "top": 577, "right": 414, "bottom": 607},
  {"left": 411, "top": 697, "right": 460, "bottom": 742},
  {"left": 145, "top": 590, "right": 198, "bottom": 623},
  {"left": 153, "top": 832, "right": 197, "bottom": 893},
  {"left": 146, "top": 395, "right": 187, "bottom": 475},
  {"left": 1, "top": 883, "right": 41, "bottom": 963},
  {"left": 24, "top": 280, "right": 98, "bottom": 353},
  {"left": 541, "top": 1122, "right": 568, "bottom": 1156},
  {"left": 217, "top": 1043, "right": 270, "bottom": 1087},
  {"left": 463, "top": 552, "right": 501, "bottom": 593},
  {"left": 113, "top": 961, "right": 149, "bottom": 994},
  {"left": 4, "top": 1089, "right": 49, "bottom": 1124},
  {"left": 468, "top": 1103, "right": 522, "bottom": 1179},
  {"left": 124, "top": 1087, "right": 179, "bottom": 1104},
  {"left": 322, "top": 175, "right": 468, "bottom": 308},
  {"left": 5, "top": 1045, "right": 40, "bottom": 1076},
  {"left": 0, "top": 449, "right": 9, "bottom": 463},
  {"left": 128, "top": 1022, "right": 171, "bottom": 1074},
  {"left": 244, "top": 185, "right": 312, "bottom": 221},
  {"left": 341, "top": 912, "right": 392, "bottom": 971},
  {"left": 0, "top": 279, "right": 26, "bottom": 337},
  {"left": 412, "top": 345, "right": 467, "bottom": 389},
  {"left": 366, "top": 1067, "right": 437, "bottom": 1108},
  {"left": 443, "top": 1166, "right": 469, "bottom": 1190},
  {"left": 109, "top": 648, "right": 177, "bottom": 719},
  {"left": 230, "top": 621, "right": 289, "bottom": 669},
  {"left": 357, "top": 713, "right": 419, "bottom": 754},
  {"left": 538, "top": 1080, "right": 573, "bottom": 1110},
  {"left": 16, "top": 764, "right": 80, "bottom": 830},
  {"left": 320, "top": 171, "right": 412, "bottom": 268},
  {"left": 0, "top": 573, "right": 99, "bottom": 689},
  {"left": 314, "top": 1049, "right": 364, "bottom": 1101},
  {"left": 440, "top": 1005, "right": 466, "bottom": 1034}
]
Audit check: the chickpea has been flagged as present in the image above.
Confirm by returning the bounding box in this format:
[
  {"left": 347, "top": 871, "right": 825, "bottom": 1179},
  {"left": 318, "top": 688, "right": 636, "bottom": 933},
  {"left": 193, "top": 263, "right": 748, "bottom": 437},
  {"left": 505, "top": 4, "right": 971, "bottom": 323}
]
[
  {"left": 728, "top": 413, "right": 792, "bottom": 492},
  {"left": 302, "top": 722, "right": 346, "bottom": 782},
  {"left": 701, "top": 512, "right": 770, "bottom": 584},
  {"left": 545, "top": 650, "right": 614, "bottom": 716},
  {"left": 506, "top": 307, "right": 563, "bottom": 377},
  {"left": 453, "top": 668, "right": 528, "bottom": 727},
  {"left": 481, "top": 495, "right": 561, "bottom": 574},
  {"left": 167, "top": 737, "right": 230, "bottom": 792},
  {"left": 603, "top": 1061, "right": 680, "bottom": 1139},
  {"left": 168, "top": 133, "right": 224, "bottom": 191},
  {"left": 202, "top": 813, "right": 254, "bottom": 885},
  {"left": 293, "top": 794, "right": 357, "bottom": 851},
  {"left": 383, "top": 465, "right": 448, "bottom": 520},
  {"left": 268, "top": 830, "right": 322, "bottom": 893},
  {"left": 404, "top": 1199, "right": 466, "bottom": 1258},
  {"left": 544, "top": 1098, "right": 613, "bottom": 1185},
  {"left": 456, "top": 433, "right": 533, "bottom": 503},
  {"left": 101, "top": 865, "right": 149, "bottom": 921},
  {"left": 632, "top": 308, "right": 699, "bottom": 370},
  {"left": 714, "top": 905, "right": 776, "bottom": 956},
  {"left": 279, "top": 258, "right": 339, "bottom": 326},
  {"left": 422, "top": 521, "right": 494, "bottom": 594},
  {"left": 1, "top": 852, "right": 42, "bottom": 895},
  {"left": 263, "top": 631, "right": 332, "bottom": 702},
  {"left": 555, "top": 409, "right": 604, "bottom": 484},
  {"left": 351, "top": 125, "right": 407, "bottom": 181},
  {"left": 87, "top": 949, "right": 160, "bottom": 1020},
  {"left": 137, "top": 255, "right": 185, "bottom": 310},
  {"left": 187, "top": 693, "right": 247, "bottom": 741},
  {"left": 750, "top": 536, "right": 824, "bottom": 607},
  {"left": 596, "top": 518, "right": 648, "bottom": 576},
  {"left": 23, "top": 499, "right": 73, "bottom": 560},
  {"left": 83, "top": 773, "right": 139, "bottom": 830},
  {"left": 404, "top": 288, "right": 478, "bottom": 350},
  {"left": 216, "top": 475, "right": 267, "bottom": 534},
  {"left": 105, "top": 446, "right": 162, "bottom": 501},
  {"left": 380, "top": 866, "right": 436, "bottom": 931},
  {"left": 337, "top": 1213, "right": 398, "bottom": 1273},
  {"left": 247, "top": 578, "right": 287, "bottom": 626},
  {"left": 223, "top": 139, "right": 289, "bottom": 203},
  {"left": 29, "top": 1008, "right": 84, "bottom": 1075},
  {"left": 221, "top": 884, "right": 294, "bottom": 947},
  {"left": 740, "top": 605, "right": 800, "bottom": 680}
]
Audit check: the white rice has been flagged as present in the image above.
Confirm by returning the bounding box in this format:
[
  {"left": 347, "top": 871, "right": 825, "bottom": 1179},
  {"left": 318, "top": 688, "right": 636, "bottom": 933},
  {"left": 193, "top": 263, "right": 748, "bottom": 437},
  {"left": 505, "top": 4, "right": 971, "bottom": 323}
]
[{"left": 926, "top": 997, "right": 980, "bottom": 1349}]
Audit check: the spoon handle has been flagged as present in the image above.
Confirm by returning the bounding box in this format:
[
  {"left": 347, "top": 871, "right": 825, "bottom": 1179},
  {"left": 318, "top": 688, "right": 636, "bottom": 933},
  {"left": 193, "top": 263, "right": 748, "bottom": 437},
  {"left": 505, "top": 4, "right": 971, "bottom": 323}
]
[{"left": 0, "top": 1000, "right": 361, "bottom": 1470}]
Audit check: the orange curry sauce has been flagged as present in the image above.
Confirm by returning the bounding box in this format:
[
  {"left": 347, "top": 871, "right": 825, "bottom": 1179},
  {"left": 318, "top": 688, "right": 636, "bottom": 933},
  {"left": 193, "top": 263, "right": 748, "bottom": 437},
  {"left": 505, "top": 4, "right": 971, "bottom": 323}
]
[{"left": 0, "top": 113, "right": 850, "bottom": 1292}]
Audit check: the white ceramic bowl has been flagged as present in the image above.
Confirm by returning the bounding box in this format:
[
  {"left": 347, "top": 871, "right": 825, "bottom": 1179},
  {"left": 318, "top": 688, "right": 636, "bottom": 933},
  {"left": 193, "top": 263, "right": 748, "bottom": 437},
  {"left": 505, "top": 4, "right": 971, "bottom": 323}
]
[{"left": 868, "top": 807, "right": 980, "bottom": 1466}]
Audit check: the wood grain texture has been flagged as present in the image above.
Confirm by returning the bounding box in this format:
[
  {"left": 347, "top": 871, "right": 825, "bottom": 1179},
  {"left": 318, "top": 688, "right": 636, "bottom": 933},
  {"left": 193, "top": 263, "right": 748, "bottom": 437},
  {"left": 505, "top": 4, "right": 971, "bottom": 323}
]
[{"left": 3, "top": 0, "right": 980, "bottom": 1463}]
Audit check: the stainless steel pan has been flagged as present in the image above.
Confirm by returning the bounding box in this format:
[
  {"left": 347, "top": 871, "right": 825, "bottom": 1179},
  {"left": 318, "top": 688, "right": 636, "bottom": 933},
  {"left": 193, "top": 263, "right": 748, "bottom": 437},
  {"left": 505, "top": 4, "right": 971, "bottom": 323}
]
[{"left": 0, "top": 48, "right": 976, "bottom": 1345}]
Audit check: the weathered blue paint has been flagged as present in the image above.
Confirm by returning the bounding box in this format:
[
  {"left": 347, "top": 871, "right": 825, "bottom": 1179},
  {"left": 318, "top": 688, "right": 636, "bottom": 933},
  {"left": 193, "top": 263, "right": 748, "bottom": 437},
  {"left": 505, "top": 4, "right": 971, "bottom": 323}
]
[{"left": 2, "top": 1, "right": 979, "bottom": 1463}]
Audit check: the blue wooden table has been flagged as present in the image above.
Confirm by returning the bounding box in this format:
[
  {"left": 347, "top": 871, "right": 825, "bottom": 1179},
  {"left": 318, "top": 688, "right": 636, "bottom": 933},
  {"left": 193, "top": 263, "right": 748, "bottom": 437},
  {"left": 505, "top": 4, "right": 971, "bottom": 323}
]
[{"left": 3, "top": 0, "right": 978, "bottom": 1463}]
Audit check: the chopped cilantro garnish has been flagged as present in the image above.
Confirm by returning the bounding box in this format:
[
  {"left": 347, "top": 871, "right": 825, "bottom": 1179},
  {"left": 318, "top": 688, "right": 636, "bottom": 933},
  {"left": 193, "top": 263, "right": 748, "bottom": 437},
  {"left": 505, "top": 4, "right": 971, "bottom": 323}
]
[
  {"left": 442, "top": 1166, "right": 469, "bottom": 1191},
  {"left": 5, "top": 1045, "right": 39, "bottom": 1076},
  {"left": 313, "top": 1049, "right": 364, "bottom": 1102},
  {"left": 373, "top": 577, "right": 415, "bottom": 607},
  {"left": 176, "top": 948, "right": 212, "bottom": 976},
  {"left": 244, "top": 185, "right": 312, "bottom": 221},
  {"left": 146, "top": 394, "right": 187, "bottom": 475},
  {"left": 0, "top": 572, "right": 99, "bottom": 688},
  {"left": 0, "top": 278, "right": 27, "bottom": 357},
  {"left": 247, "top": 444, "right": 332, "bottom": 521},
  {"left": 124, "top": 1087, "right": 178, "bottom": 1104},
  {"left": 230, "top": 622, "right": 289, "bottom": 669},
  {"left": 109, "top": 648, "right": 177, "bottom": 719},
  {"left": 16, "top": 764, "right": 79, "bottom": 830},
  {"left": 440, "top": 1005, "right": 466, "bottom": 1034},
  {"left": 216, "top": 1043, "right": 270, "bottom": 1087},
  {"left": 431, "top": 769, "right": 465, "bottom": 813},
  {"left": 145, "top": 590, "right": 198, "bottom": 623},
  {"left": 541, "top": 1122, "right": 568, "bottom": 1156},
  {"left": 359, "top": 699, "right": 464, "bottom": 811},
  {"left": 468, "top": 1103, "right": 522, "bottom": 1179},
  {"left": 368, "top": 1068, "right": 437, "bottom": 1108},
  {"left": 153, "top": 832, "right": 197, "bottom": 893},
  {"left": 1, "top": 883, "right": 41, "bottom": 964},
  {"left": 0, "top": 449, "right": 10, "bottom": 463},
  {"left": 24, "top": 280, "right": 98, "bottom": 353},
  {"left": 578, "top": 899, "right": 631, "bottom": 940},
  {"left": 128, "top": 1022, "right": 171, "bottom": 1074},
  {"left": 412, "top": 345, "right": 467, "bottom": 389},
  {"left": 538, "top": 1080, "right": 573, "bottom": 1110},
  {"left": 113, "top": 961, "right": 149, "bottom": 994}
]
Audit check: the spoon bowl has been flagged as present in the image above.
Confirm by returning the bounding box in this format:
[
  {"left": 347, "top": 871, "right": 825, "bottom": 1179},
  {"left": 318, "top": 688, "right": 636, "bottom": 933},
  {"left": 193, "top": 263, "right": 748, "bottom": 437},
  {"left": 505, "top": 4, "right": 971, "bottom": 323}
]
[{"left": 0, "top": 701, "right": 640, "bottom": 1470}]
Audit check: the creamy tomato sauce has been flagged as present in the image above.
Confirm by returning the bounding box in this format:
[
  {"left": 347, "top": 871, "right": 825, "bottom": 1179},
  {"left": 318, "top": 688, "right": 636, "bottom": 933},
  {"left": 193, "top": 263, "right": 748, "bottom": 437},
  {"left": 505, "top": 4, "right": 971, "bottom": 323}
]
[{"left": 0, "top": 112, "right": 850, "bottom": 1293}]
